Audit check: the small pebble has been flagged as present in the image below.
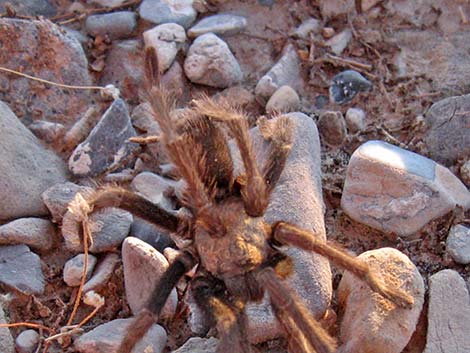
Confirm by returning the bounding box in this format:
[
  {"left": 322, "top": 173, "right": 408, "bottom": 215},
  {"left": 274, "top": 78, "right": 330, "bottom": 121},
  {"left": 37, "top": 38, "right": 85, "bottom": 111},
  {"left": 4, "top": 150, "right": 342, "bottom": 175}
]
[
  {"left": 265, "top": 85, "right": 300, "bottom": 114},
  {"left": 329, "top": 70, "right": 372, "bottom": 104},
  {"left": 63, "top": 253, "right": 98, "bottom": 287},
  {"left": 292, "top": 17, "right": 321, "bottom": 39},
  {"left": 83, "top": 253, "right": 120, "bottom": 293},
  {"left": 15, "top": 330, "right": 39, "bottom": 353},
  {"left": 345, "top": 107, "right": 366, "bottom": 133},
  {"left": 325, "top": 29, "right": 352, "bottom": 55},
  {"left": 322, "top": 27, "right": 335, "bottom": 38},
  {"left": 28, "top": 121, "right": 65, "bottom": 143},
  {"left": 460, "top": 160, "right": 470, "bottom": 186},
  {"left": 317, "top": 111, "right": 347, "bottom": 146},
  {"left": 188, "top": 14, "right": 247, "bottom": 38},
  {"left": 139, "top": 0, "right": 197, "bottom": 29},
  {"left": 446, "top": 224, "right": 470, "bottom": 264},
  {"left": 85, "top": 11, "right": 137, "bottom": 40}
]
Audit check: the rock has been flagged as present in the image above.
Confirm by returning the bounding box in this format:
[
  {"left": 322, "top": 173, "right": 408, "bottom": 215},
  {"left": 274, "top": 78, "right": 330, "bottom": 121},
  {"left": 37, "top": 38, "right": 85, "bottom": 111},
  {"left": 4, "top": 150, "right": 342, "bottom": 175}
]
[
  {"left": 0, "top": 245, "right": 44, "bottom": 294},
  {"left": 345, "top": 107, "right": 366, "bottom": 133},
  {"left": 0, "top": 101, "right": 68, "bottom": 221},
  {"left": 85, "top": 12, "right": 137, "bottom": 40},
  {"left": 0, "top": 218, "right": 55, "bottom": 251},
  {"left": 446, "top": 224, "right": 470, "bottom": 265},
  {"left": 423, "top": 94, "right": 470, "bottom": 165},
  {"left": 337, "top": 248, "right": 424, "bottom": 353},
  {"left": 0, "top": 305, "right": 14, "bottom": 353},
  {"left": 423, "top": 269, "right": 470, "bottom": 353},
  {"left": 42, "top": 182, "right": 94, "bottom": 223},
  {"left": 255, "top": 44, "right": 301, "bottom": 102},
  {"left": 143, "top": 23, "right": 187, "bottom": 72},
  {"left": 139, "top": 0, "right": 197, "bottom": 29},
  {"left": 161, "top": 62, "right": 191, "bottom": 104},
  {"left": 172, "top": 337, "right": 218, "bottom": 353},
  {"left": 131, "top": 172, "right": 177, "bottom": 210},
  {"left": 384, "top": 0, "right": 437, "bottom": 27},
  {"left": 461, "top": 160, "right": 470, "bottom": 186},
  {"left": 83, "top": 253, "right": 120, "bottom": 293},
  {"left": 63, "top": 253, "right": 98, "bottom": 287},
  {"left": 184, "top": 33, "right": 242, "bottom": 88},
  {"left": 341, "top": 140, "right": 470, "bottom": 237},
  {"left": 317, "top": 111, "right": 347, "bottom": 146},
  {"left": 130, "top": 218, "right": 175, "bottom": 253},
  {"left": 318, "top": 0, "right": 355, "bottom": 18},
  {"left": 291, "top": 17, "right": 321, "bottom": 39},
  {"left": 90, "top": 0, "right": 127, "bottom": 6},
  {"left": 265, "top": 85, "right": 300, "bottom": 114},
  {"left": 62, "top": 207, "right": 133, "bottom": 253},
  {"left": 325, "top": 29, "right": 352, "bottom": 55},
  {"left": 0, "top": 0, "right": 56, "bottom": 17},
  {"left": 28, "top": 121, "right": 65, "bottom": 144},
  {"left": 0, "top": 19, "right": 91, "bottom": 125},
  {"left": 74, "top": 318, "right": 167, "bottom": 353},
  {"left": 329, "top": 70, "right": 372, "bottom": 104},
  {"left": 15, "top": 329, "right": 39, "bottom": 353},
  {"left": 361, "top": 0, "right": 381, "bottom": 12},
  {"left": 188, "top": 14, "right": 247, "bottom": 38},
  {"left": 69, "top": 99, "right": 140, "bottom": 177},
  {"left": 122, "top": 237, "right": 178, "bottom": 320}
]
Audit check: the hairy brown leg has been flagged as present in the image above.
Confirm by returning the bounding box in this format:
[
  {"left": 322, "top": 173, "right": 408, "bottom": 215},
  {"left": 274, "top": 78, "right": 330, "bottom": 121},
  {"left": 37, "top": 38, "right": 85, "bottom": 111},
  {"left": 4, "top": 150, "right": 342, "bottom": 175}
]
[{"left": 272, "top": 222, "right": 414, "bottom": 309}]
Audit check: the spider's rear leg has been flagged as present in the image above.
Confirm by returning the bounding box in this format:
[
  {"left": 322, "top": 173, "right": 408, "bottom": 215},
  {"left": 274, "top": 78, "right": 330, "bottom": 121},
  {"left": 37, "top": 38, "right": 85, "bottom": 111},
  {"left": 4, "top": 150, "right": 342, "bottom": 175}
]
[{"left": 272, "top": 222, "right": 415, "bottom": 309}]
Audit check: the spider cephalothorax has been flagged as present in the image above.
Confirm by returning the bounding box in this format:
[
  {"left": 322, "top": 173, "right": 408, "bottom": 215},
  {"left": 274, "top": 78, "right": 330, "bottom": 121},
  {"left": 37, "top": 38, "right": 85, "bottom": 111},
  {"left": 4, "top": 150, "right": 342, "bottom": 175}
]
[{"left": 72, "top": 49, "right": 414, "bottom": 353}]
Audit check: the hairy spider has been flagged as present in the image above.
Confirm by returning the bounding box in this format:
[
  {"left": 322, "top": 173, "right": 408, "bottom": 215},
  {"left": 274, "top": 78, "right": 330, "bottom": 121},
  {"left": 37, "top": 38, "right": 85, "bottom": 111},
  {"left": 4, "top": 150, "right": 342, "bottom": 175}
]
[{"left": 71, "top": 49, "right": 414, "bottom": 353}]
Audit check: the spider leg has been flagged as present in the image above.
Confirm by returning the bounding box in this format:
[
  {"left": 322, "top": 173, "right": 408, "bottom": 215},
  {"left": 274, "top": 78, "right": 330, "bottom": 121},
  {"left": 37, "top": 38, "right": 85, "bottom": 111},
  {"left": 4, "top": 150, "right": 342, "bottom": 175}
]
[
  {"left": 117, "top": 251, "right": 196, "bottom": 353},
  {"left": 257, "top": 267, "right": 337, "bottom": 353},
  {"left": 272, "top": 222, "right": 415, "bottom": 309}
]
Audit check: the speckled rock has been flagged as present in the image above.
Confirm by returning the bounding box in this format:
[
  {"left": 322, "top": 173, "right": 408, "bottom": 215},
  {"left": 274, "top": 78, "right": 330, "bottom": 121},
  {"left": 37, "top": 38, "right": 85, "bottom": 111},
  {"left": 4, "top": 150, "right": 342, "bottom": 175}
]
[
  {"left": 0, "top": 218, "right": 55, "bottom": 251},
  {"left": 0, "top": 101, "right": 68, "bottom": 221},
  {"left": 139, "top": 0, "right": 196, "bottom": 29},
  {"left": 188, "top": 14, "right": 247, "bottom": 38},
  {"left": 341, "top": 141, "right": 470, "bottom": 237},
  {"left": 184, "top": 33, "right": 242, "bottom": 88},
  {"left": 83, "top": 253, "right": 120, "bottom": 293},
  {"left": 317, "top": 111, "right": 347, "bottom": 146},
  {"left": 63, "top": 253, "right": 98, "bottom": 287},
  {"left": 85, "top": 11, "right": 137, "bottom": 40},
  {"left": 143, "top": 23, "right": 187, "bottom": 72},
  {"left": 28, "top": 121, "right": 65, "bottom": 144},
  {"left": 69, "top": 99, "right": 140, "bottom": 177},
  {"left": 325, "top": 29, "right": 352, "bottom": 55},
  {"left": 345, "top": 107, "right": 366, "bottom": 133},
  {"left": 329, "top": 70, "right": 372, "bottom": 104},
  {"left": 74, "top": 318, "right": 167, "bottom": 353},
  {"left": 0, "top": 0, "right": 56, "bottom": 17},
  {"left": 446, "top": 224, "right": 470, "bottom": 264},
  {"left": 0, "top": 305, "right": 14, "bottom": 353},
  {"left": 122, "top": 237, "right": 177, "bottom": 320},
  {"left": 265, "top": 85, "right": 300, "bottom": 114},
  {"left": 15, "top": 329, "right": 39, "bottom": 353},
  {"left": 172, "top": 337, "right": 218, "bottom": 353},
  {"left": 423, "top": 270, "right": 470, "bottom": 353},
  {"left": 338, "top": 248, "right": 424, "bottom": 353},
  {"left": 0, "top": 245, "right": 44, "bottom": 294}
]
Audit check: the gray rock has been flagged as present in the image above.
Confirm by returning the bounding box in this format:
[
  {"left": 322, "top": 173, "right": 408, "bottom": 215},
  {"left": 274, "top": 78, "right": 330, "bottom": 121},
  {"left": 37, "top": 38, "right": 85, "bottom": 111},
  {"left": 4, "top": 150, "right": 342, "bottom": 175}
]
[
  {"left": 384, "top": 0, "right": 438, "bottom": 27},
  {"left": 74, "top": 318, "right": 167, "bottom": 353},
  {"left": 325, "top": 29, "right": 352, "bottom": 55},
  {"left": 188, "top": 14, "right": 247, "bottom": 38},
  {"left": 265, "top": 85, "right": 300, "bottom": 114},
  {"left": 446, "top": 224, "right": 470, "bottom": 264},
  {"left": 317, "top": 111, "right": 347, "bottom": 146},
  {"left": 0, "top": 101, "right": 68, "bottom": 221},
  {"left": 338, "top": 248, "right": 424, "bottom": 353},
  {"left": 131, "top": 171, "right": 177, "bottom": 210},
  {"left": 0, "top": 305, "right": 14, "bottom": 353},
  {"left": 63, "top": 253, "right": 98, "bottom": 287},
  {"left": 0, "top": 19, "right": 91, "bottom": 126},
  {"left": 184, "top": 33, "right": 242, "bottom": 88},
  {"left": 0, "top": 245, "right": 44, "bottom": 294},
  {"left": 83, "top": 253, "right": 120, "bottom": 293},
  {"left": 15, "top": 329, "right": 39, "bottom": 353},
  {"left": 122, "top": 237, "right": 177, "bottom": 320},
  {"left": 143, "top": 23, "right": 187, "bottom": 72},
  {"left": 292, "top": 17, "right": 321, "bottom": 39},
  {"left": 341, "top": 140, "right": 470, "bottom": 237},
  {"left": 0, "top": 0, "right": 56, "bottom": 17},
  {"left": 423, "top": 269, "right": 470, "bottom": 353},
  {"left": 172, "top": 337, "right": 218, "bottom": 353},
  {"left": 255, "top": 44, "right": 301, "bottom": 102},
  {"left": 461, "top": 160, "right": 470, "bottom": 187},
  {"left": 329, "top": 70, "right": 372, "bottom": 105},
  {"left": 318, "top": 0, "right": 355, "bottom": 18},
  {"left": 85, "top": 11, "right": 137, "bottom": 40},
  {"left": 0, "top": 218, "right": 55, "bottom": 251},
  {"left": 90, "top": 0, "right": 127, "bottom": 6},
  {"left": 139, "top": 0, "right": 197, "bottom": 29},
  {"left": 62, "top": 207, "right": 133, "bottom": 253},
  {"left": 423, "top": 94, "right": 470, "bottom": 165},
  {"left": 345, "top": 107, "right": 366, "bottom": 133},
  {"left": 28, "top": 121, "right": 65, "bottom": 144},
  {"left": 69, "top": 99, "right": 140, "bottom": 177}
]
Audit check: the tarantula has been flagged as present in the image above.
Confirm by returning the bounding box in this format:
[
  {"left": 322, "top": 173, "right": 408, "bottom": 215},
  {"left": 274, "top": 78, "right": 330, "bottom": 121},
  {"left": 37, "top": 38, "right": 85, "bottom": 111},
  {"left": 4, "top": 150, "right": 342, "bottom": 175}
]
[{"left": 72, "top": 49, "right": 414, "bottom": 353}]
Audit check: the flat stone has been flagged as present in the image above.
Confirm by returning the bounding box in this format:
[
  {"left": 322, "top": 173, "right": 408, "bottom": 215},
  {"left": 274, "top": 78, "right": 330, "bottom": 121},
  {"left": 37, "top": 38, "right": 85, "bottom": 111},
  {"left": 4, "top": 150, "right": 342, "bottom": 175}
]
[
  {"left": 15, "top": 329, "right": 39, "bottom": 353},
  {"left": 317, "top": 111, "right": 347, "bottom": 146},
  {"left": 172, "top": 337, "right": 218, "bottom": 353},
  {"left": 184, "top": 33, "right": 242, "bottom": 88},
  {"left": 85, "top": 11, "right": 137, "bottom": 40},
  {"left": 338, "top": 248, "right": 424, "bottom": 353},
  {"left": 265, "top": 85, "right": 300, "bottom": 114},
  {"left": 122, "top": 237, "right": 177, "bottom": 320},
  {"left": 83, "top": 253, "right": 120, "bottom": 293},
  {"left": 345, "top": 107, "right": 366, "bottom": 133},
  {"left": 0, "top": 245, "right": 44, "bottom": 294},
  {"left": 74, "top": 318, "right": 167, "bottom": 353},
  {"left": 0, "top": 19, "right": 91, "bottom": 125},
  {"left": 143, "top": 23, "right": 187, "bottom": 72},
  {"left": 423, "top": 269, "right": 470, "bottom": 353},
  {"left": 423, "top": 94, "right": 470, "bottom": 165},
  {"left": 0, "top": 305, "right": 14, "bottom": 353},
  {"left": 63, "top": 253, "right": 98, "bottom": 287},
  {"left": 139, "top": 0, "right": 196, "bottom": 29},
  {"left": 0, "top": 0, "right": 56, "bottom": 17},
  {"left": 325, "top": 29, "right": 352, "bottom": 55},
  {"left": 188, "top": 14, "right": 247, "bottom": 38},
  {"left": 0, "top": 218, "right": 55, "bottom": 251},
  {"left": 0, "top": 101, "right": 68, "bottom": 221},
  {"left": 28, "top": 121, "right": 65, "bottom": 144},
  {"left": 446, "top": 224, "right": 470, "bottom": 264},
  {"left": 69, "top": 99, "right": 139, "bottom": 177},
  {"left": 341, "top": 140, "right": 470, "bottom": 237},
  {"left": 255, "top": 44, "right": 301, "bottom": 102}
]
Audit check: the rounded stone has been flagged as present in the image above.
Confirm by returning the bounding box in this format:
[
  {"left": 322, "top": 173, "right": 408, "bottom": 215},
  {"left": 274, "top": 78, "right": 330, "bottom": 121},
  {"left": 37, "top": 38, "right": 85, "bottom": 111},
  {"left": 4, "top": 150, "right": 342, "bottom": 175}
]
[
  {"left": 446, "top": 224, "right": 470, "bottom": 264},
  {"left": 85, "top": 11, "right": 137, "bottom": 40},
  {"left": 265, "top": 85, "right": 300, "bottom": 114},
  {"left": 63, "top": 253, "right": 98, "bottom": 287},
  {"left": 15, "top": 329, "right": 39, "bottom": 353},
  {"left": 317, "top": 111, "right": 347, "bottom": 146},
  {"left": 345, "top": 107, "right": 366, "bottom": 133}
]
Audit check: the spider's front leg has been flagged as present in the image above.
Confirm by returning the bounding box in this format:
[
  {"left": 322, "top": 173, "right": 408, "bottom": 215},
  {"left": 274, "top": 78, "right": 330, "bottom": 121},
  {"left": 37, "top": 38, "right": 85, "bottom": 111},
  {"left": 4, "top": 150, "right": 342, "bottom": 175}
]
[{"left": 272, "top": 222, "right": 415, "bottom": 309}]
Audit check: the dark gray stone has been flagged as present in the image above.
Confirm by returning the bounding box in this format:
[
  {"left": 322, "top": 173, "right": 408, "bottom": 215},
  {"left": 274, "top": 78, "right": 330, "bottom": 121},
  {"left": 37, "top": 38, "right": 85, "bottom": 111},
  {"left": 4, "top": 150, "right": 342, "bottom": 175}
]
[
  {"left": 0, "top": 0, "right": 56, "bottom": 17},
  {"left": 85, "top": 11, "right": 137, "bottom": 40},
  {"left": 139, "top": 0, "right": 196, "bottom": 29},
  {"left": 329, "top": 70, "right": 372, "bottom": 104}
]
